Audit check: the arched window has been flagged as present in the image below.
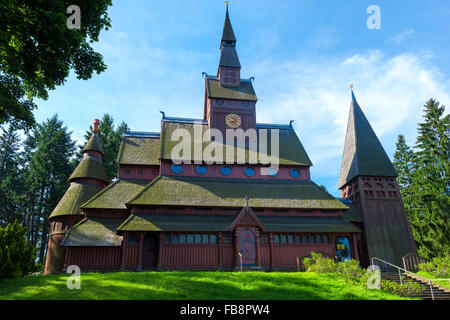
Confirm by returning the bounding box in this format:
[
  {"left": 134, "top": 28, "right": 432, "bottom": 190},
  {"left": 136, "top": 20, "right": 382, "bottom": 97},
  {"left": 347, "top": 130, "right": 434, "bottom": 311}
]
[{"left": 335, "top": 236, "right": 351, "bottom": 261}]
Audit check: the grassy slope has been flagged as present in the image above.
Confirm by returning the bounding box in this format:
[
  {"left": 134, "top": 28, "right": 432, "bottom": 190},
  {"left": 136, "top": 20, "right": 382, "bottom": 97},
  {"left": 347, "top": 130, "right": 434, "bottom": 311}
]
[
  {"left": 0, "top": 271, "right": 413, "bottom": 300},
  {"left": 416, "top": 271, "right": 450, "bottom": 289}
]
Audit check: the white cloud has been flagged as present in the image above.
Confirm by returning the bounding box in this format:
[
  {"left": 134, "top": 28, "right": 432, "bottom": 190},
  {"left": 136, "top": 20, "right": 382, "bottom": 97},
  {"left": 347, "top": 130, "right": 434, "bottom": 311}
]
[
  {"left": 247, "top": 50, "right": 450, "bottom": 192},
  {"left": 387, "top": 29, "right": 415, "bottom": 45}
]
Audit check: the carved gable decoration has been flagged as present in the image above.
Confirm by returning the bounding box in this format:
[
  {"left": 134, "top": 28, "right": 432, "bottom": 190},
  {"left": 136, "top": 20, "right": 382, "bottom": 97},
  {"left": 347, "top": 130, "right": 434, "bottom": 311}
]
[{"left": 228, "top": 206, "right": 266, "bottom": 231}]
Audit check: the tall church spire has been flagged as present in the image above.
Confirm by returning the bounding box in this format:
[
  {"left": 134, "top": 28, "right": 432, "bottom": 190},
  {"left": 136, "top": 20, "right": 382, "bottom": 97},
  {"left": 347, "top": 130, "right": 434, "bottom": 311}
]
[
  {"left": 338, "top": 89, "right": 397, "bottom": 189},
  {"left": 221, "top": 3, "right": 236, "bottom": 45},
  {"left": 218, "top": 3, "right": 241, "bottom": 85}
]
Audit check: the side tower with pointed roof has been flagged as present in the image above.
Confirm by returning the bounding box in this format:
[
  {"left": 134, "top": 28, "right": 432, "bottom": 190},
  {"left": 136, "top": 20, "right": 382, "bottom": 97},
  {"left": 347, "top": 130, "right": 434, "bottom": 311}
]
[
  {"left": 44, "top": 119, "right": 109, "bottom": 274},
  {"left": 338, "top": 91, "right": 417, "bottom": 266}
]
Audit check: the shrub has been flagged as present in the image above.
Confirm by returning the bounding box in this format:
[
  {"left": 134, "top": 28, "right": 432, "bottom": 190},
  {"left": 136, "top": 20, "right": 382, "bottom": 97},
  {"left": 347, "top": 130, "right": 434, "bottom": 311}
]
[
  {"left": 0, "top": 221, "right": 37, "bottom": 279},
  {"left": 381, "top": 280, "right": 424, "bottom": 297},
  {"left": 418, "top": 256, "right": 449, "bottom": 278},
  {"left": 302, "top": 252, "right": 337, "bottom": 273},
  {"left": 337, "top": 259, "right": 365, "bottom": 284}
]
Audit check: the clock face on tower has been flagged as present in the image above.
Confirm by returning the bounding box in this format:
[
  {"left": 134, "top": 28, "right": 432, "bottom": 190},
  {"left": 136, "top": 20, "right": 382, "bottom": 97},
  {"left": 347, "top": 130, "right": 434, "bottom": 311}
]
[{"left": 225, "top": 113, "right": 241, "bottom": 128}]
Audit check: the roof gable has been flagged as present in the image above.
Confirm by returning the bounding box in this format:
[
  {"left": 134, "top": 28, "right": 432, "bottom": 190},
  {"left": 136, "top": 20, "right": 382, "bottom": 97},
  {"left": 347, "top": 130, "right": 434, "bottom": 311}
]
[{"left": 228, "top": 206, "right": 266, "bottom": 231}]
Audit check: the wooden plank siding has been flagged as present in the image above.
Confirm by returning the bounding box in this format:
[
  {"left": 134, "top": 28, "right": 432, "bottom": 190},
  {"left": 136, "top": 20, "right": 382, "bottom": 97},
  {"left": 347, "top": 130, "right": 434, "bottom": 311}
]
[
  {"left": 66, "top": 247, "right": 121, "bottom": 270},
  {"left": 358, "top": 197, "right": 416, "bottom": 266}
]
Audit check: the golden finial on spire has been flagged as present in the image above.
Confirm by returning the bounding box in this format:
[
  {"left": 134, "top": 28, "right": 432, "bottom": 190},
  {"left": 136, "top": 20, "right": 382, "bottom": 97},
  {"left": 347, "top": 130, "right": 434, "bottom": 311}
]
[{"left": 349, "top": 83, "right": 354, "bottom": 89}]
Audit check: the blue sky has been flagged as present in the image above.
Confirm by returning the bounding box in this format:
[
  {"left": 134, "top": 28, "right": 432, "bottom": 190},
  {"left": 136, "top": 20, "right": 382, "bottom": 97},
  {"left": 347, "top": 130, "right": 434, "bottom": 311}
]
[{"left": 35, "top": 0, "right": 450, "bottom": 196}]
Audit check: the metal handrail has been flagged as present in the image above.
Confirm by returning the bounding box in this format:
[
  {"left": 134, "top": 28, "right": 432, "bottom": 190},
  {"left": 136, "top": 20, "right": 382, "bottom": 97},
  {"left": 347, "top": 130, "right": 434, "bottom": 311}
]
[{"left": 371, "top": 257, "right": 437, "bottom": 300}]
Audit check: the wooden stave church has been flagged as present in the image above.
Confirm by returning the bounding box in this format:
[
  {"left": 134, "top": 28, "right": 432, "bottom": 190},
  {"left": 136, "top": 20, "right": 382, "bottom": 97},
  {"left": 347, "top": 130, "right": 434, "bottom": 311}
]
[{"left": 44, "top": 6, "right": 416, "bottom": 274}]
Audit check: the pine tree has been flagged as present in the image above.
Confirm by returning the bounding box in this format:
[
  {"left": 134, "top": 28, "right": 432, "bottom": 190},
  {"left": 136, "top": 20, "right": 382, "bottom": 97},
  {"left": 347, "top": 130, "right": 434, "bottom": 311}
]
[
  {"left": 22, "top": 115, "right": 76, "bottom": 262},
  {"left": 410, "top": 99, "right": 449, "bottom": 259},
  {"left": 393, "top": 134, "right": 415, "bottom": 212},
  {"left": 0, "top": 125, "right": 26, "bottom": 227}
]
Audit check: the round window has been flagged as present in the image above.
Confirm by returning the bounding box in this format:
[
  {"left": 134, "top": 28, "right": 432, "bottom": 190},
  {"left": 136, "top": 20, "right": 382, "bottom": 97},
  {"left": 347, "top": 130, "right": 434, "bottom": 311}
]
[
  {"left": 244, "top": 167, "right": 255, "bottom": 177},
  {"left": 196, "top": 165, "right": 207, "bottom": 175},
  {"left": 171, "top": 164, "right": 183, "bottom": 174},
  {"left": 220, "top": 166, "right": 231, "bottom": 176},
  {"left": 290, "top": 168, "right": 300, "bottom": 178},
  {"left": 267, "top": 168, "right": 278, "bottom": 177}
]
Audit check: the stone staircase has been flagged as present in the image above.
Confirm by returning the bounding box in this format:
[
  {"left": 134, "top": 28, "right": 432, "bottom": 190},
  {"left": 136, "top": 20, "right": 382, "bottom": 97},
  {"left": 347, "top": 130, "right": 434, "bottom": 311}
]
[{"left": 381, "top": 273, "right": 450, "bottom": 300}]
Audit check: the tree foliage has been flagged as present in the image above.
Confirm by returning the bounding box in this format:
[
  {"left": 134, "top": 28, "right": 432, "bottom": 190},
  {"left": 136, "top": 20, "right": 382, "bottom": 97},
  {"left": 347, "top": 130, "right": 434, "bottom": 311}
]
[
  {"left": 22, "top": 115, "right": 77, "bottom": 262},
  {"left": 0, "top": 221, "right": 36, "bottom": 279},
  {"left": 0, "top": 0, "right": 112, "bottom": 129},
  {"left": 393, "top": 99, "right": 450, "bottom": 259}
]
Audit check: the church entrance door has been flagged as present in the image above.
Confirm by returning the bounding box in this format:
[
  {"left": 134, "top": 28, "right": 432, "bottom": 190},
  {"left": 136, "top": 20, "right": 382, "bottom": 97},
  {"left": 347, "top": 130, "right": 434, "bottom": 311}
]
[
  {"left": 142, "top": 233, "right": 158, "bottom": 270},
  {"left": 240, "top": 230, "right": 256, "bottom": 265}
]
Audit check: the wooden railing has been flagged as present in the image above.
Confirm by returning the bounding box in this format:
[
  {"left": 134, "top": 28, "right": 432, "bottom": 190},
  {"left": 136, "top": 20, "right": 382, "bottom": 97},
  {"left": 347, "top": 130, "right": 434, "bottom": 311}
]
[{"left": 402, "top": 253, "right": 429, "bottom": 272}]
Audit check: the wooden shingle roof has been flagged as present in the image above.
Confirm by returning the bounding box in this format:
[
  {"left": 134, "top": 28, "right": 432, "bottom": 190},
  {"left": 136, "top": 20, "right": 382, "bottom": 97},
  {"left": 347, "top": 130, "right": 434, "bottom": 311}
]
[
  {"left": 116, "top": 135, "right": 160, "bottom": 165},
  {"left": 338, "top": 91, "right": 397, "bottom": 188},
  {"left": 61, "top": 218, "right": 123, "bottom": 247},
  {"left": 82, "top": 133, "right": 104, "bottom": 154},
  {"left": 160, "top": 121, "right": 312, "bottom": 166},
  {"left": 206, "top": 78, "right": 257, "bottom": 101},
  {"left": 116, "top": 213, "right": 359, "bottom": 233},
  {"left": 127, "top": 176, "right": 349, "bottom": 210},
  {"left": 69, "top": 155, "right": 109, "bottom": 184},
  {"left": 81, "top": 179, "right": 148, "bottom": 209},
  {"left": 49, "top": 182, "right": 104, "bottom": 218}
]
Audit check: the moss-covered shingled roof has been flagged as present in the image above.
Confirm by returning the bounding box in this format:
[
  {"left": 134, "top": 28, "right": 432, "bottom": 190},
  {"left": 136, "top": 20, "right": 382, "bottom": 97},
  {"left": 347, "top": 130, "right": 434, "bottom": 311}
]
[
  {"left": 49, "top": 182, "right": 105, "bottom": 219},
  {"left": 338, "top": 92, "right": 397, "bottom": 188},
  {"left": 69, "top": 155, "right": 109, "bottom": 184},
  {"left": 160, "top": 121, "right": 312, "bottom": 166},
  {"left": 206, "top": 79, "right": 257, "bottom": 101},
  {"left": 116, "top": 136, "right": 160, "bottom": 165},
  {"left": 81, "top": 179, "right": 148, "bottom": 209},
  {"left": 219, "top": 45, "right": 241, "bottom": 68},
  {"left": 117, "top": 214, "right": 236, "bottom": 232},
  {"left": 82, "top": 133, "right": 104, "bottom": 154},
  {"left": 60, "top": 218, "right": 123, "bottom": 247},
  {"left": 258, "top": 216, "right": 361, "bottom": 233},
  {"left": 127, "top": 176, "right": 349, "bottom": 210},
  {"left": 116, "top": 213, "right": 359, "bottom": 233}
]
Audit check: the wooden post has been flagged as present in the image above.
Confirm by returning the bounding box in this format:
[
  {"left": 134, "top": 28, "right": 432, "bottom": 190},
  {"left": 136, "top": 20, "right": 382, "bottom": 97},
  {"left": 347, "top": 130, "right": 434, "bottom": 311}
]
[
  {"left": 352, "top": 234, "right": 359, "bottom": 261},
  {"left": 218, "top": 232, "right": 223, "bottom": 270},
  {"left": 137, "top": 232, "right": 144, "bottom": 271},
  {"left": 331, "top": 234, "right": 337, "bottom": 258},
  {"left": 269, "top": 232, "right": 275, "bottom": 270},
  {"left": 255, "top": 229, "right": 261, "bottom": 267},
  {"left": 234, "top": 229, "right": 240, "bottom": 270},
  {"left": 156, "top": 232, "right": 163, "bottom": 271},
  {"left": 120, "top": 233, "right": 127, "bottom": 271}
]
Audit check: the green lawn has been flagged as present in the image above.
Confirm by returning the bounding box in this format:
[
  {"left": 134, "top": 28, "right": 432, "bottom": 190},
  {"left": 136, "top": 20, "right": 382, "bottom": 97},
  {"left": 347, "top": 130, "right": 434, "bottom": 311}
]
[
  {"left": 416, "top": 271, "right": 450, "bottom": 289},
  {"left": 0, "top": 271, "right": 415, "bottom": 300}
]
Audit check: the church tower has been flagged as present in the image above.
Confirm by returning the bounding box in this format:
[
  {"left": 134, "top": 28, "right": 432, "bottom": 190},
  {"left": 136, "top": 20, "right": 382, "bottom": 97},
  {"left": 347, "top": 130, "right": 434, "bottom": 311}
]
[
  {"left": 44, "top": 119, "right": 109, "bottom": 274},
  {"left": 338, "top": 90, "right": 417, "bottom": 266},
  {"left": 204, "top": 4, "right": 257, "bottom": 134}
]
